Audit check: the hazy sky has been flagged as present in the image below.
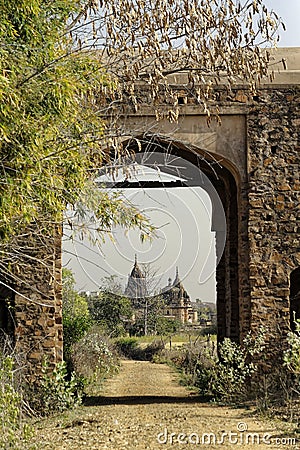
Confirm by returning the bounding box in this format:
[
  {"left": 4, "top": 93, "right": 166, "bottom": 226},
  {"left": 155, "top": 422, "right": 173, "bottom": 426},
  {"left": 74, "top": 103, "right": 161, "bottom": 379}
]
[
  {"left": 264, "top": 0, "right": 300, "bottom": 47},
  {"left": 63, "top": 187, "right": 216, "bottom": 301},
  {"left": 63, "top": 2, "right": 300, "bottom": 302},
  {"left": 63, "top": 162, "right": 223, "bottom": 302}
]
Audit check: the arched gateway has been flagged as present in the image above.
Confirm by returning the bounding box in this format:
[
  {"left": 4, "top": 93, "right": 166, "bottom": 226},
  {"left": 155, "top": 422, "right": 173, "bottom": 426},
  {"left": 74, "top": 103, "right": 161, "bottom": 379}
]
[
  {"left": 1, "top": 48, "right": 300, "bottom": 377},
  {"left": 119, "top": 133, "right": 244, "bottom": 344}
]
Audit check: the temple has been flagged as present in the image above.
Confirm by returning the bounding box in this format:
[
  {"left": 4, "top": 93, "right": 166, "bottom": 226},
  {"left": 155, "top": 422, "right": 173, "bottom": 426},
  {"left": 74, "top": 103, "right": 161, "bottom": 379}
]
[
  {"left": 125, "top": 258, "right": 198, "bottom": 325},
  {"left": 160, "top": 267, "right": 198, "bottom": 324},
  {"left": 124, "top": 255, "right": 147, "bottom": 305}
]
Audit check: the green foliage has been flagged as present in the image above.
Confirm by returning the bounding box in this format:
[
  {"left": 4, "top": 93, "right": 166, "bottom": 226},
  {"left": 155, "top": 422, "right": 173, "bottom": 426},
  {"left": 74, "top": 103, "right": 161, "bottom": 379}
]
[
  {"left": 88, "top": 277, "right": 133, "bottom": 337},
  {"left": 204, "top": 339, "right": 256, "bottom": 402},
  {"left": 170, "top": 329, "right": 265, "bottom": 403},
  {"left": 199, "top": 324, "right": 218, "bottom": 336},
  {"left": 156, "top": 317, "right": 181, "bottom": 336},
  {"left": 283, "top": 319, "right": 300, "bottom": 374},
  {"left": 281, "top": 318, "right": 300, "bottom": 404},
  {"left": 0, "top": 1, "right": 103, "bottom": 240},
  {"left": 63, "top": 314, "right": 93, "bottom": 359},
  {"left": 195, "top": 331, "right": 265, "bottom": 402},
  {"left": 0, "top": 354, "right": 34, "bottom": 449},
  {"left": 0, "top": 0, "right": 154, "bottom": 275},
  {"left": 137, "top": 340, "right": 165, "bottom": 361},
  {"left": 71, "top": 328, "right": 119, "bottom": 390},
  {"left": 129, "top": 294, "right": 167, "bottom": 336},
  {"left": 114, "top": 337, "right": 139, "bottom": 358},
  {"left": 62, "top": 269, "right": 90, "bottom": 317},
  {"left": 37, "top": 360, "right": 84, "bottom": 414},
  {"left": 114, "top": 336, "right": 164, "bottom": 361},
  {"left": 62, "top": 268, "right": 93, "bottom": 363}
]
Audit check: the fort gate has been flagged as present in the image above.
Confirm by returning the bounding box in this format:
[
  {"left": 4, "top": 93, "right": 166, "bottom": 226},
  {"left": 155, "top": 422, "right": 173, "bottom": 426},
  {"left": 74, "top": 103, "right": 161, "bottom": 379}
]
[{"left": 0, "top": 48, "right": 300, "bottom": 378}]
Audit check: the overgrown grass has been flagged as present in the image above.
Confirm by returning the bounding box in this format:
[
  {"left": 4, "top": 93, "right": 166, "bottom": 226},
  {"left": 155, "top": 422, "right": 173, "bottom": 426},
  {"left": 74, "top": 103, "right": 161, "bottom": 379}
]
[
  {"left": 136, "top": 330, "right": 217, "bottom": 345},
  {"left": 0, "top": 346, "right": 35, "bottom": 449},
  {"left": 114, "top": 337, "right": 165, "bottom": 361}
]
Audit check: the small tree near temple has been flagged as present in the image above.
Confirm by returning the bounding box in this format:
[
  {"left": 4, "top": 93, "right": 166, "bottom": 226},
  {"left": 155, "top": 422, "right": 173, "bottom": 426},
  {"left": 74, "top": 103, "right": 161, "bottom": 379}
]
[{"left": 88, "top": 276, "right": 133, "bottom": 337}]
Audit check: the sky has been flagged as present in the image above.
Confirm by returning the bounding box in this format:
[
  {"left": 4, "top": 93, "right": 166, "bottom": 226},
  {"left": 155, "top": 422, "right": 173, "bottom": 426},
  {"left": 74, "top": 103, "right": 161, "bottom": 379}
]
[
  {"left": 264, "top": 1, "right": 300, "bottom": 47},
  {"left": 63, "top": 161, "right": 224, "bottom": 303},
  {"left": 63, "top": 1, "right": 300, "bottom": 303}
]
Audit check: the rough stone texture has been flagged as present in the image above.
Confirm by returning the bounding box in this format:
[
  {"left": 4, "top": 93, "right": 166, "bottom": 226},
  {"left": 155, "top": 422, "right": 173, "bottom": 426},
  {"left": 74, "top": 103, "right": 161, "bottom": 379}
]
[
  {"left": 247, "top": 87, "right": 300, "bottom": 359},
  {"left": 120, "top": 82, "right": 300, "bottom": 365},
  {"left": 12, "top": 226, "right": 63, "bottom": 381}
]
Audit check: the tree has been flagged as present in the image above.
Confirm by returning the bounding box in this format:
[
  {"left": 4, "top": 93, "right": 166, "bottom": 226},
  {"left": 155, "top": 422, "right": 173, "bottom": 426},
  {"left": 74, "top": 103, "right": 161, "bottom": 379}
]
[
  {"left": 88, "top": 276, "right": 133, "bottom": 336},
  {"left": 130, "top": 295, "right": 165, "bottom": 336},
  {"left": 154, "top": 316, "right": 181, "bottom": 337},
  {"left": 76, "top": 0, "right": 284, "bottom": 124},
  {"left": 124, "top": 261, "right": 165, "bottom": 336},
  {"left": 0, "top": 0, "right": 284, "bottom": 291},
  {"left": 0, "top": 0, "right": 154, "bottom": 291},
  {"left": 62, "top": 268, "right": 90, "bottom": 319}
]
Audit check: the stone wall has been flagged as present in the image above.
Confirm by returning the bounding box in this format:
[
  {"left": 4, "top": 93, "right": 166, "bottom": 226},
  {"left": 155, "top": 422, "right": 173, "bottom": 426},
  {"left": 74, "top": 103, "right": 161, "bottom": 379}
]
[
  {"left": 247, "top": 87, "right": 300, "bottom": 358},
  {"left": 12, "top": 226, "right": 63, "bottom": 382},
  {"left": 121, "top": 82, "right": 300, "bottom": 365}
]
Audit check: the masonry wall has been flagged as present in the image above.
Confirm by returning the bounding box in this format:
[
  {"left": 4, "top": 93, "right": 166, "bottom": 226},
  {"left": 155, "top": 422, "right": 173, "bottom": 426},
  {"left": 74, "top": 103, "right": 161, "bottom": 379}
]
[
  {"left": 13, "top": 226, "right": 63, "bottom": 382},
  {"left": 122, "top": 82, "right": 300, "bottom": 362},
  {"left": 247, "top": 87, "right": 300, "bottom": 360}
]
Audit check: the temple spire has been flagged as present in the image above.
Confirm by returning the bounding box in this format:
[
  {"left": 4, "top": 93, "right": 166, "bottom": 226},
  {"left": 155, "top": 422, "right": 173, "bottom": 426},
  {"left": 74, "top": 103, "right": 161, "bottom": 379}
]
[
  {"left": 173, "top": 266, "right": 180, "bottom": 285},
  {"left": 124, "top": 254, "right": 147, "bottom": 299}
]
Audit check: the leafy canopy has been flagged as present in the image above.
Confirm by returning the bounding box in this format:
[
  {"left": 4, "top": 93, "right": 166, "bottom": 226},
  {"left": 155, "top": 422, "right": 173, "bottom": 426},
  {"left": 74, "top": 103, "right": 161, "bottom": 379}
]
[
  {"left": 0, "top": 0, "right": 153, "bottom": 246},
  {"left": 88, "top": 276, "right": 133, "bottom": 337}
]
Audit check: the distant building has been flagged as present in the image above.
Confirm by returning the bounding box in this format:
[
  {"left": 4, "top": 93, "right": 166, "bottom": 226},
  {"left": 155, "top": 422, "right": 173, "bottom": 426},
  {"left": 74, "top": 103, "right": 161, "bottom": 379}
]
[
  {"left": 160, "top": 267, "right": 198, "bottom": 325},
  {"left": 124, "top": 255, "right": 147, "bottom": 306},
  {"left": 125, "top": 259, "right": 198, "bottom": 325}
]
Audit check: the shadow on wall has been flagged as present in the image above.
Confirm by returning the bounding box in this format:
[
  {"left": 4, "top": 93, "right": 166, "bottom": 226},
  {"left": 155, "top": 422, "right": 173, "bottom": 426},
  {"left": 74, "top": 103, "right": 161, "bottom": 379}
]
[{"left": 290, "top": 267, "right": 300, "bottom": 330}]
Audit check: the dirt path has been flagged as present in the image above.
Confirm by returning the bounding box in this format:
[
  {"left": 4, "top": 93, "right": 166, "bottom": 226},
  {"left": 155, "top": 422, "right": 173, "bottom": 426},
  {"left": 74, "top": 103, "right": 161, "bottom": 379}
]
[{"left": 32, "top": 360, "right": 299, "bottom": 449}]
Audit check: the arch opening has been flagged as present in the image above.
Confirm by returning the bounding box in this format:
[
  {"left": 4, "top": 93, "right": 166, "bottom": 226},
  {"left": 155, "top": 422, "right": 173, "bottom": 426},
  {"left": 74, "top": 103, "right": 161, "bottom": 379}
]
[{"left": 121, "top": 134, "right": 241, "bottom": 343}]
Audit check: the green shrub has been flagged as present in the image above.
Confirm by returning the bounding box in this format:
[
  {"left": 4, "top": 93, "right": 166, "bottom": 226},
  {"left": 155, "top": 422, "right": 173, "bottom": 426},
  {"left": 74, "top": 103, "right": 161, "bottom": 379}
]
[
  {"left": 200, "top": 324, "right": 217, "bottom": 336},
  {"left": 137, "top": 340, "right": 165, "bottom": 361},
  {"left": 62, "top": 269, "right": 94, "bottom": 372},
  {"left": 63, "top": 315, "right": 93, "bottom": 360},
  {"left": 156, "top": 317, "right": 181, "bottom": 336},
  {"left": 169, "top": 329, "right": 265, "bottom": 403},
  {"left": 0, "top": 353, "right": 34, "bottom": 449},
  {"left": 283, "top": 319, "right": 300, "bottom": 399},
  {"left": 283, "top": 319, "right": 300, "bottom": 375},
  {"left": 71, "top": 328, "right": 119, "bottom": 390},
  {"left": 32, "top": 360, "right": 84, "bottom": 415},
  {"left": 195, "top": 330, "right": 265, "bottom": 403},
  {"left": 114, "top": 337, "right": 139, "bottom": 358},
  {"left": 115, "top": 337, "right": 164, "bottom": 361}
]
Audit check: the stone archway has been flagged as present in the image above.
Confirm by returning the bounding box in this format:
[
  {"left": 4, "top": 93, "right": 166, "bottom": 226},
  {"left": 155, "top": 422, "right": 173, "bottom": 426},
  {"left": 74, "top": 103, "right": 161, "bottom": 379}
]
[{"left": 122, "top": 134, "right": 248, "bottom": 344}]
